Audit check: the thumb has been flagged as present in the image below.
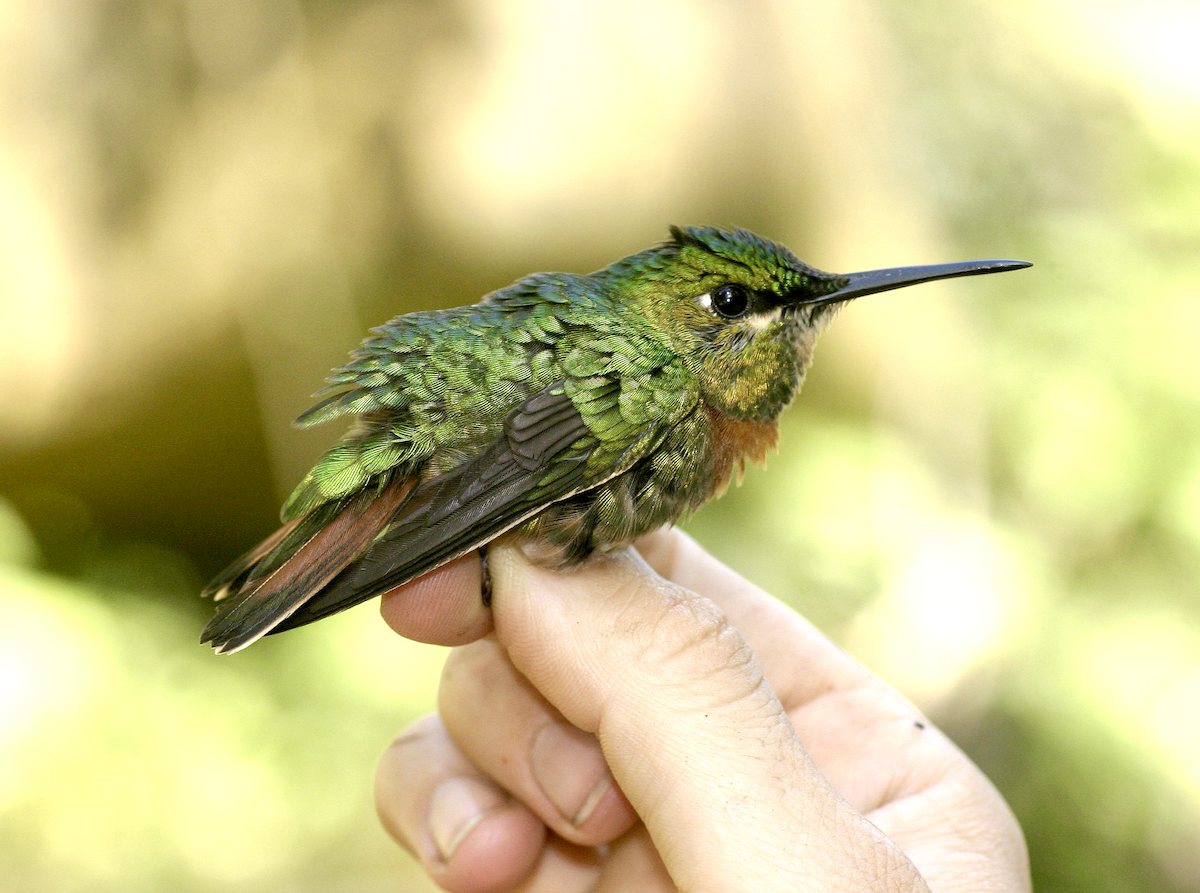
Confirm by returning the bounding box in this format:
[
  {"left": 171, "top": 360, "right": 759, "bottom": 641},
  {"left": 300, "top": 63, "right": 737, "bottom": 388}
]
[{"left": 486, "top": 544, "right": 924, "bottom": 893}]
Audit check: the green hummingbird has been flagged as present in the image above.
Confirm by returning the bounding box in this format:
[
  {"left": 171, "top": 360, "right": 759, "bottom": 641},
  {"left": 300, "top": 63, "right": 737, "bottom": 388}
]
[{"left": 202, "top": 226, "right": 1028, "bottom": 652}]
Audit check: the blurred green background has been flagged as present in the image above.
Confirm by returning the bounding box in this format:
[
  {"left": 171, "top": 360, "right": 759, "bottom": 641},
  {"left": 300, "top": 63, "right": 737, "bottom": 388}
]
[{"left": 1, "top": 0, "right": 1198, "bottom": 890}]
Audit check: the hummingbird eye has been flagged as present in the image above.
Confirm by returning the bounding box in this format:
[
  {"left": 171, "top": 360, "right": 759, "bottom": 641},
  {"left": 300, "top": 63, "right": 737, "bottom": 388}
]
[{"left": 708, "top": 283, "right": 750, "bottom": 319}]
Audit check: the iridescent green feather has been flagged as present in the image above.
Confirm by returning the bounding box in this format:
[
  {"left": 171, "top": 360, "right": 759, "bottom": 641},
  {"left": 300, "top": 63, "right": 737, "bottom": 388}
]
[{"left": 279, "top": 272, "right": 680, "bottom": 531}]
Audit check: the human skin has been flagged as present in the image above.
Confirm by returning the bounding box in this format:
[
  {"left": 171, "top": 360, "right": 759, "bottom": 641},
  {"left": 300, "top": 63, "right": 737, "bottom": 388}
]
[{"left": 373, "top": 528, "right": 1031, "bottom": 893}]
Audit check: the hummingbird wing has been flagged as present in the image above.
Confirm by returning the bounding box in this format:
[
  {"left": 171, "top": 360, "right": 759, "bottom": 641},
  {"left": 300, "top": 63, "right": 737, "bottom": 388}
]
[
  {"left": 270, "top": 377, "right": 688, "bottom": 631},
  {"left": 203, "top": 373, "right": 694, "bottom": 652}
]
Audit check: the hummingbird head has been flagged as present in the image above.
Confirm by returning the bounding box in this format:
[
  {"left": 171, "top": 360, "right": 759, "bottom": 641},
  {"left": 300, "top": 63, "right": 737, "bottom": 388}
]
[{"left": 619, "top": 225, "right": 1029, "bottom": 424}]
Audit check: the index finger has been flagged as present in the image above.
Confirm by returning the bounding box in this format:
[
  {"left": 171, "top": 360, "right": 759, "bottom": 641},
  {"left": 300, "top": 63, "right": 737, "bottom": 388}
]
[{"left": 379, "top": 551, "right": 493, "bottom": 646}]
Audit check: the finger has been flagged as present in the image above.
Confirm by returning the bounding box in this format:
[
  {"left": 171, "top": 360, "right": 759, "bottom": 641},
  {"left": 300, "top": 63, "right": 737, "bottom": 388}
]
[
  {"left": 375, "top": 714, "right": 545, "bottom": 893},
  {"left": 379, "top": 551, "right": 492, "bottom": 646},
  {"left": 639, "top": 529, "right": 1030, "bottom": 892},
  {"left": 789, "top": 688, "right": 1030, "bottom": 893},
  {"left": 487, "top": 544, "right": 928, "bottom": 893},
  {"left": 638, "top": 531, "right": 948, "bottom": 808},
  {"left": 870, "top": 764, "right": 1031, "bottom": 893},
  {"left": 592, "top": 829, "right": 675, "bottom": 893},
  {"left": 789, "top": 683, "right": 942, "bottom": 812},
  {"left": 439, "top": 638, "right": 638, "bottom": 846},
  {"left": 634, "top": 527, "right": 876, "bottom": 705}
]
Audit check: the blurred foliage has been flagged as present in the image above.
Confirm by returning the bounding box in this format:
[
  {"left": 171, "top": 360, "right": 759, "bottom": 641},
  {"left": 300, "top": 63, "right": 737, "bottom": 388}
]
[{"left": 1, "top": 0, "right": 1199, "bottom": 891}]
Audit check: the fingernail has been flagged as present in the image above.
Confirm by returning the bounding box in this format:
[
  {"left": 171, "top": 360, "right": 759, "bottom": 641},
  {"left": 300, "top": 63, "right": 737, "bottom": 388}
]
[
  {"left": 428, "top": 777, "right": 506, "bottom": 862},
  {"left": 530, "top": 722, "right": 613, "bottom": 828}
]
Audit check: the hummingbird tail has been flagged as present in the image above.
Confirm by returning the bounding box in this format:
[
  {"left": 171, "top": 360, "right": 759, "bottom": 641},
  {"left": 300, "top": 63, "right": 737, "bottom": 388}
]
[{"left": 200, "top": 475, "right": 415, "bottom": 653}]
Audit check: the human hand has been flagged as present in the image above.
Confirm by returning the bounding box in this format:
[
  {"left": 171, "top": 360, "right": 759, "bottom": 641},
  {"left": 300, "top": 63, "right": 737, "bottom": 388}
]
[{"left": 374, "top": 528, "right": 1030, "bottom": 892}]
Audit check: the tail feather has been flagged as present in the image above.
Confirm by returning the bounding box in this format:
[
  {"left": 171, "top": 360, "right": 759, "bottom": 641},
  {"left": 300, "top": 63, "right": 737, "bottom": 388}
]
[
  {"left": 202, "top": 517, "right": 308, "bottom": 603},
  {"left": 201, "top": 476, "right": 415, "bottom": 653}
]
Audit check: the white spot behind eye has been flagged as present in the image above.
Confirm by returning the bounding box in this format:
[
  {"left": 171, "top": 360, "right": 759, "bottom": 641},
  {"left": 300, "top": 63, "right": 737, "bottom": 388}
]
[
  {"left": 696, "top": 292, "right": 713, "bottom": 311},
  {"left": 745, "top": 307, "right": 783, "bottom": 331}
]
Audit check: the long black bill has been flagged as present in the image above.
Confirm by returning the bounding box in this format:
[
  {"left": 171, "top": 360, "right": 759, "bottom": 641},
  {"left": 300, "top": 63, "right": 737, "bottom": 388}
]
[{"left": 806, "top": 258, "right": 1031, "bottom": 306}]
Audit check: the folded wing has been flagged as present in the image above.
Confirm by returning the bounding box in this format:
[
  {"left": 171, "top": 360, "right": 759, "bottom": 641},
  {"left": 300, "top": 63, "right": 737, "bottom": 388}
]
[{"left": 201, "top": 379, "right": 683, "bottom": 652}]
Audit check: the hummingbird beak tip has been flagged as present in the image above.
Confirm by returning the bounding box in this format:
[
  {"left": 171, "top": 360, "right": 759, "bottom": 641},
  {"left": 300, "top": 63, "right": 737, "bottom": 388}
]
[{"left": 808, "top": 257, "right": 1032, "bottom": 305}]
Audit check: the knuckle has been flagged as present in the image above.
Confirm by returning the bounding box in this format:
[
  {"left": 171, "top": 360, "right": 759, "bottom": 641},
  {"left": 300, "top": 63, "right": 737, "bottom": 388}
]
[
  {"left": 618, "top": 580, "right": 768, "bottom": 709},
  {"left": 388, "top": 712, "right": 444, "bottom": 751},
  {"left": 438, "top": 638, "right": 525, "bottom": 733},
  {"left": 440, "top": 637, "right": 502, "bottom": 689}
]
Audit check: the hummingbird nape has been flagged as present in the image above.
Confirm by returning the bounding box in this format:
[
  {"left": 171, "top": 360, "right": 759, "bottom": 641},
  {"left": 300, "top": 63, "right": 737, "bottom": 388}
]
[{"left": 202, "top": 225, "right": 1029, "bottom": 652}]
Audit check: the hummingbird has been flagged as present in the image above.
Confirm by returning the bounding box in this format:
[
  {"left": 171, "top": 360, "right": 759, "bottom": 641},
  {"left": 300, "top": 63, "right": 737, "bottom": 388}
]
[{"left": 202, "top": 226, "right": 1028, "bottom": 652}]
